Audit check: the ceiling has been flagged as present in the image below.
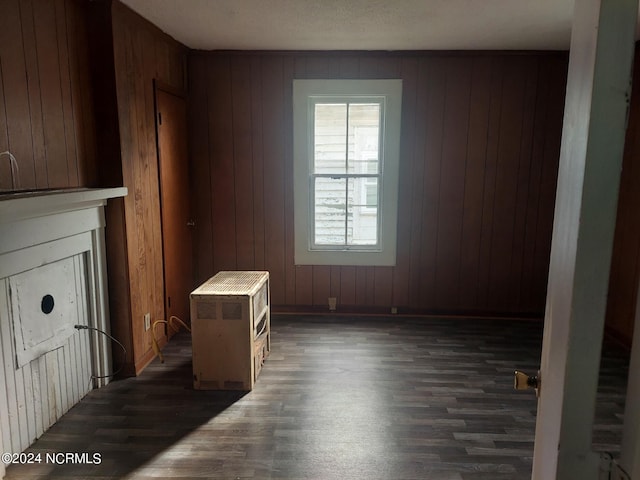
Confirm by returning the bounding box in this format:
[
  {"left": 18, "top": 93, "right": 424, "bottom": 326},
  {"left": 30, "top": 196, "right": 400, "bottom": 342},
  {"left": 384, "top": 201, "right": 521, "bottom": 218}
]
[{"left": 119, "top": 0, "right": 580, "bottom": 51}]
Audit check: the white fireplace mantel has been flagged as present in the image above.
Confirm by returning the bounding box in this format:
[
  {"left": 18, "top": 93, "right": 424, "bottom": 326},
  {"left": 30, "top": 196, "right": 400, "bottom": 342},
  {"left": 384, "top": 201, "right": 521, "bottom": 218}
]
[{"left": 0, "top": 187, "right": 127, "bottom": 255}]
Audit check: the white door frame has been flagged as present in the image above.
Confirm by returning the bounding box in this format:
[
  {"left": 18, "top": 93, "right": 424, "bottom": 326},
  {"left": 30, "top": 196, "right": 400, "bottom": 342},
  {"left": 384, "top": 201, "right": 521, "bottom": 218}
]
[{"left": 532, "top": 0, "right": 638, "bottom": 479}]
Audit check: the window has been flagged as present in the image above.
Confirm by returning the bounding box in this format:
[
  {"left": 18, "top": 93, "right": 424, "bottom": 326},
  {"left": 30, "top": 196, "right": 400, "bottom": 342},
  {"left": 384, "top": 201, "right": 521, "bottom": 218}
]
[{"left": 293, "top": 79, "right": 402, "bottom": 266}]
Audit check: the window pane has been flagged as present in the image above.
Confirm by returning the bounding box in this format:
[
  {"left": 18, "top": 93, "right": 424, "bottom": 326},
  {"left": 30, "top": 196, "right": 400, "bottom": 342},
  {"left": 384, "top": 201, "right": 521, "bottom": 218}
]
[
  {"left": 314, "top": 104, "right": 347, "bottom": 174},
  {"left": 365, "top": 180, "right": 378, "bottom": 206},
  {"left": 348, "top": 177, "right": 378, "bottom": 245},
  {"left": 314, "top": 177, "right": 346, "bottom": 245},
  {"left": 348, "top": 104, "right": 380, "bottom": 175}
]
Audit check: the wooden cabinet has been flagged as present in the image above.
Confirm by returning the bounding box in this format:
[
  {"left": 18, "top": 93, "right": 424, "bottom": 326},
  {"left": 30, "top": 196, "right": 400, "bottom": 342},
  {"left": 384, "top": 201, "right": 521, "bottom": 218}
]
[{"left": 190, "top": 271, "right": 270, "bottom": 390}]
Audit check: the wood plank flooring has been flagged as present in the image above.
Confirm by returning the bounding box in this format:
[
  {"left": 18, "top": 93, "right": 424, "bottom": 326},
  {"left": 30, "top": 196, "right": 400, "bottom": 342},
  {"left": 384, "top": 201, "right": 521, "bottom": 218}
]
[{"left": 3, "top": 315, "right": 628, "bottom": 479}]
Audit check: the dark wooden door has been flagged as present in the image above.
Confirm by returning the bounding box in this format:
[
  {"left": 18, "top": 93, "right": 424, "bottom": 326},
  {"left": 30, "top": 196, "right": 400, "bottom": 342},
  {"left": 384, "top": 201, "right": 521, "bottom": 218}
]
[{"left": 156, "top": 85, "right": 193, "bottom": 328}]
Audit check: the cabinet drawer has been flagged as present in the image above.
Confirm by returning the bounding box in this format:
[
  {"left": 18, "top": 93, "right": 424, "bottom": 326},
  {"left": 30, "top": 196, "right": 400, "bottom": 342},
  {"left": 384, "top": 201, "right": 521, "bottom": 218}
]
[{"left": 254, "top": 333, "right": 269, "bottom": 382}]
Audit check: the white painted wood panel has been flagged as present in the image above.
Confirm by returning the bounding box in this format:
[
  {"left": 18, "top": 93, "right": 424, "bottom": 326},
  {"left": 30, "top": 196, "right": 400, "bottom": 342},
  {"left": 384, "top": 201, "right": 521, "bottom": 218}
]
[
  {"left": 10, "top": 257, "right": 81, "bottom": 367},
  {"left": 0, "top": 253, "right": 93, "bottom": 453}
]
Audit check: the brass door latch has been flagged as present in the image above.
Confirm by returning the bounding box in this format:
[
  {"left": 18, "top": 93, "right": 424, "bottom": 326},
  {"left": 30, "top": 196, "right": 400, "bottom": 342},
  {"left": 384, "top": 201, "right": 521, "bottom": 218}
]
[{"left": 514, "top": 370, "right": 540, "bottom": 397}]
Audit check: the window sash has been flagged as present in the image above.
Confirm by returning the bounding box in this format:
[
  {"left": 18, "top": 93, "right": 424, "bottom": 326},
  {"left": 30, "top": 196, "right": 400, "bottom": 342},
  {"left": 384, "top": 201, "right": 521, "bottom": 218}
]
[
  {"left": 309, "top": 99, "right": 383, "bottom": 251},
  {"left": 310, "top": 174, "right": 380, "bottom": 249}
]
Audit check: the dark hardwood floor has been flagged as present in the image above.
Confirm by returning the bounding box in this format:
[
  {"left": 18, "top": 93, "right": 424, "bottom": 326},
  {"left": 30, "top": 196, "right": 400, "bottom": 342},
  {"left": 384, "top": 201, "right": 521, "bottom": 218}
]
[{"left": 4, "top": 315, "right": 628, "bottom": 479}]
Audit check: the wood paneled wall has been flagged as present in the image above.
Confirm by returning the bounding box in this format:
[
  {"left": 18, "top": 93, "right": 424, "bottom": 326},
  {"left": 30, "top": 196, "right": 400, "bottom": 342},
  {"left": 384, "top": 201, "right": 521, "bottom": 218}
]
[
  {"left": 0, "top": 0, "right": 97, "bottom": 191},
  {"left": 108, "top": 1, "right": 188, "bottom": 374},
  {"left": 606, "top": 45, "right": 640, "bottom": 345},
  {"left": 188, "top": 52, "right": 568, "bottom": 317}
]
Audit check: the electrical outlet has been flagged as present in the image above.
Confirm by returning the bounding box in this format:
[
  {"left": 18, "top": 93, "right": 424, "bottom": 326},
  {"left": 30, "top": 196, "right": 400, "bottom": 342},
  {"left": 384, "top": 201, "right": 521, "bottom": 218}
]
[
  {"left": 391, "top": 306, "right": 398, "bottom": 314},
  {"left": 144, "top": 313, "right": 151, "bottom": 331},
  {"left": 328, "top": 297, "right": 337, "bottom": 311}
]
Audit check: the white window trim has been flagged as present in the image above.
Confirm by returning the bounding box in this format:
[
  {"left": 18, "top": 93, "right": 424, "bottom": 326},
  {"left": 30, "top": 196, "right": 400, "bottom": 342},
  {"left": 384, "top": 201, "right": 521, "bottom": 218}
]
[{"left": 293, "top": 79, "right": 402, "bottom": 266}]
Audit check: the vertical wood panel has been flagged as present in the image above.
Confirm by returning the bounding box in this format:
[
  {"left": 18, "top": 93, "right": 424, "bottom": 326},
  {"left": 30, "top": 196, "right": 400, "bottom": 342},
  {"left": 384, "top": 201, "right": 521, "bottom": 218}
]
[
  {"left": 63, "top": 343, "right": 76, "bottom": 411},
  {"left": 340, "top": 266, "right": 357, "bottom": 306},
  {"left": 0, "top": 0, "right": 96, "bottom": 192},
  {"left": 312, "top": 266, "right": 331, "bottom": 306},
  {"left": 55, "top": 347, "right": 67, "bottom": 424},
  {"left": 327, "top": 267, "right": 339, "bottom": 300},
  {"left": 520, "top": 60, "right": 549, "bottom": 311},
  {"left": 154, "top": 40, "right": 171, "bottom": 85},
  {"left": 407, "top": 58, "right": 429, "bottom": 306},
  {"left": 137, "top": 27, "right": 155, "bottom": 337},
  {"left": 209, "top": 56, "right": 237, "bottom": 271},
  {"left": 487, "top": 59, "right": 528, "bottom": 310},
  {"left": 118, "top": 21, "right": 146, "bottom": 364},
  {"left": 251, "top": 56, "right": 266, "bottom": 271},
  {"left": 189, "top": 54, "right": 214, "bottom": 283},
  {"left": 142, "top": 27, "right": 165, "bottom": 337},
  {"left": 476, "top": 57, "right": 505, "bottom": 309},
  {"left": 0, "top": 282, "right": 22, "bottom": 452},
  {"left": 20, "top": 0, "right": 48, "bottom": 189},
  {"left": 0, "top": 60, "right": 8, "bottom": 189},
  {"left": 33, "top": 0, "right": 68, "bottom": 187},
  {"left": 354, "top": 266, "right": 368, "bottom": 305},
  {"left": 261, "top": 57, "right": 287, "bottom": 304},
  {"left": 22, "top": 360, "right": 36, "bottom": 446},
  {"left": 435, "top": 58, "right": 472, "bottom": 307},
  {"left": 459, "top": 57, "right": 492, "bottom": 309},
  {"left": 295, "top": 265, "right": 314, "bottom": 305},
  {"left": 420, "top": 57, "right": 446, "bottom": 307},
  {"left": 69, "top": 0, "right": 97, "bottom": 186},
  {"left": 45, "top": 354, "right": 58, "bottom": 422},
  {"left": 22, "top": 360, "right": 35, "bottom": 447},
  {"left": 373, "top": 266, "right": 393, "bottom": 307},
  {"left": 55, "top": 0, "right": 79, "bottom": 186},
  {"left": 509, "top": 59, "right": 540, "bottom": 310},
  {"left": 0, "top": 0, "right": 32, "bottom": 189},
  {"left": 364, "top": 267, "right": 376, "bottom": 306},
  {"left": 232, "top": 57, "right": 256, "bottom": 270}
]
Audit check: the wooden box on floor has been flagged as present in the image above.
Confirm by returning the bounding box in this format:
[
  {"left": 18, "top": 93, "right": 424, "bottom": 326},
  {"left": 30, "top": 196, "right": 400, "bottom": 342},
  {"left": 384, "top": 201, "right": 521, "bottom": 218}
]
[{"left": 190, "top": 271, "right": 270, "bottom": 390}]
